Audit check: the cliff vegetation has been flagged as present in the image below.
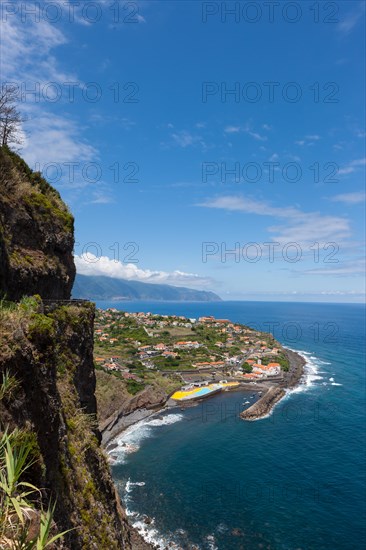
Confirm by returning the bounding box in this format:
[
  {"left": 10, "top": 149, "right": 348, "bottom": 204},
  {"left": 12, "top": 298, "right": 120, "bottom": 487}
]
[
  {"left": 0, "top": 146, "right": 75, "bottom": 302},
  {"left": 0, "top": 148, "right": 150, "bottom": 549}
]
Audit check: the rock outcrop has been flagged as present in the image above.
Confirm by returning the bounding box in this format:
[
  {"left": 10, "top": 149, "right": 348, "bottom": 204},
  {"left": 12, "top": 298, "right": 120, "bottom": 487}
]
[
  {"left": 0, "top": 147, "right": 152, "bottom": 549},
  {"left": 0, "top": 146, "right": 75, "bottom": 300},
  {"left": 240, "top": 386, "right": 286, "bottom": 421},
  {"left": 101, "top": 385, "right": 168, "bottom": 446},
  {"left": 0, "top": 300, "right": 134, "bottom": 548}
]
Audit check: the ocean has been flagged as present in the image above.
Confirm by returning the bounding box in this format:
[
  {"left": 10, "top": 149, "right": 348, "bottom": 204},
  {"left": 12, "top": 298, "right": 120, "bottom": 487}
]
[{"left": 96, "top": 301, "right": 366, "bottom": 550}]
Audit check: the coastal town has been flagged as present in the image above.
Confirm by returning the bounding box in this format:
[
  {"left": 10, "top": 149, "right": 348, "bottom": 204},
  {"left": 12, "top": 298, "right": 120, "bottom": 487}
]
[{"left": 93, "top": 308, "right": 293, "bottom": 405}]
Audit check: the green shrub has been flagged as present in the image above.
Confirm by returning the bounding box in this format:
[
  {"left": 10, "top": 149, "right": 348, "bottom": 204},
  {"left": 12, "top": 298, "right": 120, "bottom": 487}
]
[
  {"left": 19, "top": 295, "right": 42, "bottom": 313},
  {"left": 126, "top": 379, "right": 145, "bottom": 395},
  {"left": 28, "top": 314, "right": 55, "bottom": 341},
  {"left": 0, "top": 429, "right": 71, "bottom": 547},
  {"left": 0, "top": 370, "right": 20, "bottom": 401}
]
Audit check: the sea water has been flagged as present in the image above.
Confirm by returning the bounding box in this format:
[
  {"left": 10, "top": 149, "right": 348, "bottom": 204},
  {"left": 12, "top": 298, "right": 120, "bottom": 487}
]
[{"left": 99, "top": 301, "right": 365, "bottom": 550}]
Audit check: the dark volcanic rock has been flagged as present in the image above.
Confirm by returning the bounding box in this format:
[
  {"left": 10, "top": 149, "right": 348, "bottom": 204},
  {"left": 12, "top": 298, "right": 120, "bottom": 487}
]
[
  {"left": 0, "top": 301, "right": 133, "bottom": 548},
  {"left": 240, "top": 386, "right": 286, "bottom": 421},
  {"left": 100, "top": 385, "right": 168, "bottom": 445},
  {"left": 0, "top": 148, "right": 153, "bottom": 548},
  {"left": 0, "top": 146, "right": 75, "bottom": 300}
]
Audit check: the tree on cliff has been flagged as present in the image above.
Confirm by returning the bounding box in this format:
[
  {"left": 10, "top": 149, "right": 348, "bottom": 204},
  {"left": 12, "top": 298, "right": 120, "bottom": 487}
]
[{"left": 0, "top": 85, "right": 25, "bottom": 147}]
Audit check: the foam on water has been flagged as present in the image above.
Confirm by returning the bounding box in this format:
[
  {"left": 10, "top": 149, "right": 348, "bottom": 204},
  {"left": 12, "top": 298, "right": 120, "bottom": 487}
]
[
  {"left": 110, "top": 413, "right": 184, "bottom": 464},
  {"left": 215, "top": 523, "right": 228, "bottom": 534},
  {"left": 125, "top": 480, "right": 145, "bottom": 493},
  {"left": 285, "top": 347, "right": 326, "bottom": 393},
  {"left": 132, "top": 518, "right": 201, "bottom": 550},
  {"left": 132, "top": 519, "right": 174, "bottom": 549},
  {"left": 122, "top": 478, "right": 220, "bottom": 549},
  {"left": 205, "top": 534, "right": 218, "bottom": 550},
  {"left": 246, "top": 347, "right": 326, "bottom": 421}
]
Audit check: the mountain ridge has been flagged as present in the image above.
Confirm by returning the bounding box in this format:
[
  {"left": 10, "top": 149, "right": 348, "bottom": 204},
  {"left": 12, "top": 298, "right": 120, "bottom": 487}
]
[{"left": 73, "top": 273, "right": 222, "bottom": 302}]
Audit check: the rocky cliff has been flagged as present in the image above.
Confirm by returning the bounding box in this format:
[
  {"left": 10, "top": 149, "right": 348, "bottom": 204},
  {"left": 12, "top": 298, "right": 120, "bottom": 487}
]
[
  {"left": 100, "top": 385, "right": 168, "bottom": 446},
  {"left": 0, "top": 146, "right": 75, "bottom": 301},
  {"left": 0, "top": 299, "right": 134, "bottom": 548},
  {"left": 0, "top": 147, "right": 151, "bottom": 549}
]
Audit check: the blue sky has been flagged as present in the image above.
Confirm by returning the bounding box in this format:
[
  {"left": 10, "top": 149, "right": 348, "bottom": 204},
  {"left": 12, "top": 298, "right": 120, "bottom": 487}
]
[{"left": 2, "top": 0, "right": 365, "bottom": 301}]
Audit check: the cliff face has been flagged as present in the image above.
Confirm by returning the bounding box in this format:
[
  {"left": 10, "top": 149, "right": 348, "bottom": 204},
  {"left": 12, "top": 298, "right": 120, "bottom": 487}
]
[
  {"left": 0, "top": 148, "right": 150, "bottom": 549},
  {"left": 100, "top": 384, "right": 168, "bottom": 446},
  {"left": 0, "top": 300, "right": 133, "bottom": 548},
  {"left": 0, "top": 146, "right": 75, "bottom": 301}
]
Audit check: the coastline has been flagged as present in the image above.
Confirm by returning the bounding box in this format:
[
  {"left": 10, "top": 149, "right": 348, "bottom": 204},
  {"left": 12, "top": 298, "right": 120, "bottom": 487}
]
[
  {"left": 104, "top": 348, "right": 307, "bottom": 549},
  {"left": 102, "top": 348, "right": 307, "bottom": 443},
  {"left": 239, "top": 348, "right": 306, "bottom": 421}
]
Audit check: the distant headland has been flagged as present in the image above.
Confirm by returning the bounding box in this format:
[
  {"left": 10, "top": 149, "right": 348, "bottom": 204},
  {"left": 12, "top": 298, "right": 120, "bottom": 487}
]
[{"left": 73, "top": 273, "right": 222, "bottom": 302}]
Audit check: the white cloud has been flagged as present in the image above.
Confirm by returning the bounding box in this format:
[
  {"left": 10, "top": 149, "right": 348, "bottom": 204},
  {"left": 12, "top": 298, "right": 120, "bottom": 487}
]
[
  {"left": 198, "top": 195, "right": 297, "bottom": 217},
  {"left": 268, "top": 214, "right": 350, "bottom": 246},
  {"left": 338, "top": 158, "right": 366, "bottom": 175},
  {"left": 170, "top": 130, "right": 207, "bottom": 150},
  {"left": 171, "top": 131, "right": 196, "bottom": 147},
  {"left": 199, "top": 195, "right": 351, "bottom": 247},
  {"left": 248, "top": 131, "right": 267, "bottom": 142},
  {"left": 1, "top": 5, "right": 101, "bottom": 193},
  {"left": 75, "top": 254, "right": 214, "bottom": 289},
  {"left": 304, "top": 259, "right": 365, "bottom": 276},
  {"left": 337, "top": 3, "right": 365, "bottom": 34},
  {"left": 22, "top": 113, "right": 97, "bottom": 170},
  {"left": 295, "top": 135, "right": 321, "bottom": 146},
  {"left": 224, "top": 123, "right": 268, "bottom": 141},
  {"left": 224, "top": 126, "right": 241, "bottom": 134},
  {"left": 88, "top": 191, "right": 115, "bottom": 205},
  {"left": 331, "top": 191, "right": 366, "bottom": 204},
  {"left": 1, "top": 13, "right": 73, "bottom": 84}
]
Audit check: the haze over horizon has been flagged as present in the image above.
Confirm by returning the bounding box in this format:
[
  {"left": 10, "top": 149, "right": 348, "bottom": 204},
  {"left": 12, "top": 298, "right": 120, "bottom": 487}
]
[{"left": 2, "top": 0, "right": 365, "bottom": 302}]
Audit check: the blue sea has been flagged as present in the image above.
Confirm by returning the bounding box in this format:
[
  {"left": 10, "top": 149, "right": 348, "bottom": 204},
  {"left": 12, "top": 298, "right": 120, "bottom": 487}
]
[{"left": 97, "top": 301, "right": 366, "bottom": 550}]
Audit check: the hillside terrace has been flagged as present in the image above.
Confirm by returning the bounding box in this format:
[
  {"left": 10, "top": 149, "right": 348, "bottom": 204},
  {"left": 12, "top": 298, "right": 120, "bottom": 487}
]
[{"left": 93, "top": 309, "right": 289, "bottom": 387}]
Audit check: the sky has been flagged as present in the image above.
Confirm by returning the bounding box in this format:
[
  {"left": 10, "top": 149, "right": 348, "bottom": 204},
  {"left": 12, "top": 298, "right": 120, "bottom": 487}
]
[{"left": 1, "top": 0, "right": 365, "bottom": 302}]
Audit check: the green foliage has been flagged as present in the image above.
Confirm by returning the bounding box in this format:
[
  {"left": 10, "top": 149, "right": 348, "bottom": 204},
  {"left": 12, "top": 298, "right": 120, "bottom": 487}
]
[
  {"left": 0, "top": 370, "right": 20, "bottom": 401},
  {"left": 3, "top": 147, "right": 62, "bottom": 202},
  {"left": 0, "top": 298, "right": 17, "bottom": 312},
  {"left": 277, "top": 353, "right": 290, "bottom": 372},
  {"left": 66, "top": 409, "right": 98, "bottom": 436},
  {"left": 24, "top": 191, "right": 73, "bottom": 233},
  {"left": 126, "top": 379, "right": 145, "bottom": 395},
  {"left": 242, "top": 362, "right": 253, "bottom": 373},
  {"left": 28, "top": 314, "right": 55, "bottom": 341},
  {"left": 19, "top": 296, "right": 42, "bottom": 314},
  {"left": 0, "top": 430, "right": 70, "bottom": 548}
]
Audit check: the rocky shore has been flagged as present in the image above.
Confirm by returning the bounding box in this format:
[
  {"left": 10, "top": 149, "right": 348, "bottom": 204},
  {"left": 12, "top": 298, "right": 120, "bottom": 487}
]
[
  {"left": 101, "top": 385, "right": 169, "bottom": 446},
  {"left": 283, "top": 348, "right": 307, "bottom": 388},
  {"left": 240, "top": 348, "right": 306, "bottom": 421},
  {"left": 102, "top": 349, "right": 307, "bottom": 548},
  {"left": 101, "top": 349, "right": 307, "bottom": 436},
  {"left": 240, "top": 386, "right": 286, "bottom": 420}
]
